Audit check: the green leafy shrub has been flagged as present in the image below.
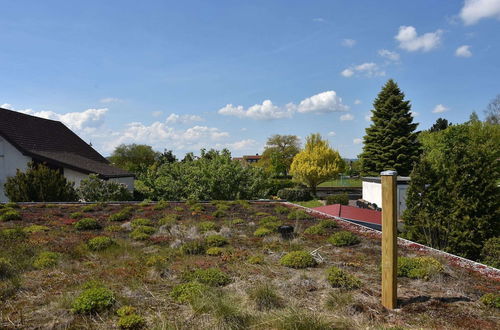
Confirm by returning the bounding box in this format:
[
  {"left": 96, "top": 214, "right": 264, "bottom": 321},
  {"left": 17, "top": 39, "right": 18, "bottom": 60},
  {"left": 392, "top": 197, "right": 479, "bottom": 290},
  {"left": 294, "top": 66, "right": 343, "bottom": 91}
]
[
  {"left": 198, "top": 221, "right": 217, "bottom": 232},
  {"left": 254, "top": 227, "right": 273, "bottom": 237},
  {"left": 480, "top": 237, "right": 499, "bottom": 269},
  {"left": 153, "top": 200, "right": 169, "bottom": 210},
  {"left": 260, "top": 216, "right": 282, "bottom": 231},
  {"left": 248, "top": 284, "right": 284, "bottom": 311},
  {"left": 129, "top": 226, "right": 155, "bottom": 240},
  {"left": 0, "top": 258, "right": 14, "bottom": 279},
  {"left": 69, "top": 212, "right": 84, "bottom": 219},
  {"left": 480, "top": 293, "right": 500, "bottom": 309},
  {"left": 397, "top": 256, "right": 443, "bottom": 280},
  {"left": 0, "top": 209, "right": 21, "bottom": 221},
  {"left": 131, "top": 218, "right": 152, "bottom": 227},
  {"left": 109, "top": 207, "right": 133, "bottom": 221},
  {"left": 87, "top": 236, "right": 116, "bottom": 251},
  {"left": 72, "top": 287, "right": 115, "bottom": 314},
  {"left": 326, "top": 194, "right": 349, "bottom": 205},
  {"left": 280, "top": 251, "right": 317, "bottom": 268},
  {"left": 33, "top": 251, "right": 60, "bottom": 269},
  {"left": 327, "top": 231, "right": 360, "bottom": 247},
  {"left": 326, "top": 266, "right": 362, "bottom": 289},
  {"left": 212, "top": 209, "right": 226, "bottom": 218},
  {"left": 0, "top": 228, "right": 26, "bottom": 240},
  {"left": 78, "top": 174, "right": 132, "bottom": 202},
  {"left": 303, "top": 225, "right": 326, "bottom": 235},
  {"left": 287, "top": 209, "right": 313, "bottom": 220},
  {"left": 231, "top": 218, "right": 244, "bottom": 225},
  {"left": 181, "top": 240, "right": 206, "bottom": 255},
  {"left": 5, "top": 202, "right": 19, "bottom": 209},
  {"left": 145, "top": 255, "right": 167, "bottom": 269},
  {"left": 23, "top": 225, "right": 49, "bottom": 233},
  {"left": 318, "top": 219, "right": 337, "bottom": 229},
  {"left": 81, "top": 204, "right": 100, "bottom": 212},
  {"left": 118, "top": 314, "right": 146, "bottom": 329},
  {"left": 277, "top": 188, "right": 312, "bottom": 201},
  {"left": 255, "top": 212, "right": 270, "bottom": 217},
  {"left": 117, "top": 305, "right": 136, "bottom": 317},
  {"left": 206, "top": 234, "right": 228, "bottom": 247},
  {"left": 206, "top": 247, "right": 224, "bottom": 256},
  {"left": 170, "top": 282, "right": 210, "bottom": 303},
  {"left": 4, "top": 162, "right": 78, "bottom": 202},
  {"left": 104, "top": 225, "right": 123, "bottom": 232},
  {"left": 74, "top": 218, "right": 101, "bottom": 230},
  {"left": 247, "top": 255, "right": 265, "bottom": 264},
  {"left": 183, "top": 268, "right": 231, "bottom": 286},
  {"left": 274, "top": 205, "right": 290, "bottom": 215}
]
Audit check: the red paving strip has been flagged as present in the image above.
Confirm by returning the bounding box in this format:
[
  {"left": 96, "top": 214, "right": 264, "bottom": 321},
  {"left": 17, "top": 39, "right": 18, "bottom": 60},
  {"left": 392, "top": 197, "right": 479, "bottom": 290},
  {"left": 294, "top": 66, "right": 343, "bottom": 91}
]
[{"left": 313, "top": 204, "right": 381, "bottom": 225}]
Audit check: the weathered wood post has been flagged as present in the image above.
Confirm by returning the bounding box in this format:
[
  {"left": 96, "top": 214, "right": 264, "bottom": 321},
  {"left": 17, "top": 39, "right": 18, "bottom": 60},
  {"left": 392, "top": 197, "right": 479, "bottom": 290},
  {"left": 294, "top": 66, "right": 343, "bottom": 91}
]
[{"left": 381, "top": 170, "right": 397, "bottom": 309}]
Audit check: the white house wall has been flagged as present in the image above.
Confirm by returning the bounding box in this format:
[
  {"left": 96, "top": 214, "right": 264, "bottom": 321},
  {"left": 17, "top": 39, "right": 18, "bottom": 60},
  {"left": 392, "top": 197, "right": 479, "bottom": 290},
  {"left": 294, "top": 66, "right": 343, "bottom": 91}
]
[
  {"left": 0, "top": 136, "right": 31, "bottom": 202},
  {"left": 63, "top": 168, "right": 90, "bottom": 188},
  {"left": 109, "top": 176, "right": 135, "bottom": 192},
  {"left": 362, "top": 180, "right": 409, "bottom": 218}
]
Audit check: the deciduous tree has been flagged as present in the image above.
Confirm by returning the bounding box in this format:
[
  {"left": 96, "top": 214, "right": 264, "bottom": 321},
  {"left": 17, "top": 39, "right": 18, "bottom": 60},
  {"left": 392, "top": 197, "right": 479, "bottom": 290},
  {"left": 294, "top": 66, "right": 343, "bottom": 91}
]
[
  {"left": 259, "top": 135, "right": 300, "bottom": 177},
  {"left": 108, "top": 144, "right": 159, "bottom": 175}
]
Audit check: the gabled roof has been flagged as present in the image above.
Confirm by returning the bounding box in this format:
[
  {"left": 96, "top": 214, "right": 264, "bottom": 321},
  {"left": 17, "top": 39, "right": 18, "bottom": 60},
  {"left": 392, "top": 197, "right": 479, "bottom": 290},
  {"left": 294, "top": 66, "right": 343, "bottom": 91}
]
[{"left": 0, "top": 107, "right": 133, "bottom": 178}]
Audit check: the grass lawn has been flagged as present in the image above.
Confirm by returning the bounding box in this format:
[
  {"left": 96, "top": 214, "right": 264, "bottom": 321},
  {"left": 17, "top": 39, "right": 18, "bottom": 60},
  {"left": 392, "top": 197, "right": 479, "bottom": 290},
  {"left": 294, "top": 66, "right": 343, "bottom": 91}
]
[
  {"left": 319, "top": 178, "right": 362, "bottom": 187},
  {"left": 292, "top": 200, "right": 323, "bottom": 208},
  {"left": 0, "top": 201, "right": 498, "bottom": 329}
]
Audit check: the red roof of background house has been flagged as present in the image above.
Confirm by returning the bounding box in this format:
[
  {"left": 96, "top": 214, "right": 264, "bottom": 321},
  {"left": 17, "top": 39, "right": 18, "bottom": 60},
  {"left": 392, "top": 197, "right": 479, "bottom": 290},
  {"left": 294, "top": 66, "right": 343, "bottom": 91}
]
[
  {"left": 243, "top": 155, "right": 261, "bottom": 160},
  {"left": 313, "top": 204, "right": 381, "bottom": 225}
]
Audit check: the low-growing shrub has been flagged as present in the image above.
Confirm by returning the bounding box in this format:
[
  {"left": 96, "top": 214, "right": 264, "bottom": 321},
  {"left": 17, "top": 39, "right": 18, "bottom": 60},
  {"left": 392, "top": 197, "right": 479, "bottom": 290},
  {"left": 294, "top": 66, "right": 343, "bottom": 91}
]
[
  {"left": 23, "top": 225, "right": 49, "bottom": 233},
  {"left": 280, "top": 251, "right": 317, "bottom": 269},
  {"left": 72, "top": 287, "right": 115, "bottom": 314},
  {"left": 181, "top": 240, "right": 206, "bottom": 255},
  {"left": 117, "top": 305, "right": 136, "bottom": 317},
  {"left": 327, "top": 231, "right": 360, "bottom": 247},
  {"left": 212, "top": 209, "right": 226, "bottom": 218},
  {"left": 118, "top": 314, "right": 146, "bottom": 329},
  {"left": 303, "top": 225, "right": 326, "bottom": 235},
  {"left": 0, "top": 258, "right": 14, "bottom": 279},
  {"left": 183, "top": 268, "right": 231, "bottom": 286},
  {"left": 145, "top": 255, "right": 167, "bottom": 269},
  {"left": 131, "top": 218, "right": 152, "bottom": 227},
  {"left": 109, "top": 207, "right": 133, "bottom": 222},
  {"left": 170, "top": 282, "right": 210, "bottom": 303},
  {"left": 69, "top": 212, "right": 84, "bottom": 219},
  {"left": 81, "top": 204, "right": 100, "bottom": 212},
  {"left": 260, "top": 216, "right": 282, "bottom": 231},
  {"left": 104, "top": 225, "right": 123, "bottom": 232},
  {"left": 5, "top": 202, "right": 20, "bottom": 209},
  {"left": 326, "top": 194, "right": 349, "bottom": 205},
  {"left": 78, "top": 174, "right": 132, "bottom": 202},
  {"left": 275, "top": 205, "right": 290, "bottom": 215},
  {"left": 326, "top": 266, "right": 362, "bottom": 289},
  {"left": 277, "top": 188, "right": 312, "bottom": 201},
  {"left": 206, "top": 247, "right": 225, "bottom": 256},
  {"left": 272, "top": 309, "right": 333, "bottom": 330},
  {"left": 247, "top": 255, "right": 265, "bottom": 264},
  {"left": 74, "top": 218, "right": 101, "bottom": 230},
  {"left": 254, "top": 227, "right": 273, "bottom": 237},
  {"left": 255, "top": 212, "right": 270, "bottom": 217},
  {"left": 206, "top": 235, "right": 228, "bottom": 247},
  {"left": 87, "top": 236, "right": 116, "bottom": 251},
  {"left": 153, "top": 200, "right": 169, "bottom": 210},
  {"left": 138, "top": 199, "right": 151, "bottom": 207},
  {"left": 287, "top": 209, "right": 313, "bottom": 220},
  {"left": 318, "top": 219, "right": 337, "bottom": 229},
  {"left": 480, "top": 293, "right": 500, "bottom": 309},
  {"left": 248, "top": 284, "right": 284, "bottom": 311},
  {"left": 397, "top": 256, "right": 443, "bottom": 280},
  {"left": 0, "top": 228, "right": 26, "bottom": 240},
  {"left": 190, "top": 204, "right": 204, "bottom": 213},
  {"left": 129, "top": 225, "right": 155, "bottom": 240},
  {"left": 0, "top": 210, "right": 21, "bottom": 221},
  {"left": 174, "top": 206, "right": 184, "bottom": 212},
  {"left": 231, "top": 218, "right": 244, "bottom": 225},
  {"left": 33, "top": 251, "right": 60, "bottom": 269},
  {"left": 198, "top": 221, "right": 217, "bottom": 232},
  {"left": 480, "top": 237, "right": 499, "bottom": 269}
]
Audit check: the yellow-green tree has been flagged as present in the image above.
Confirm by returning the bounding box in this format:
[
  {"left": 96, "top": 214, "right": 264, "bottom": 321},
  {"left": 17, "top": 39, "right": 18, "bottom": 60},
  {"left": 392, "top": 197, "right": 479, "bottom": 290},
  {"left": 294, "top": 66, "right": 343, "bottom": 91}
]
[{"left": 290, "top": 133, "right": 344, "bottom": 195}]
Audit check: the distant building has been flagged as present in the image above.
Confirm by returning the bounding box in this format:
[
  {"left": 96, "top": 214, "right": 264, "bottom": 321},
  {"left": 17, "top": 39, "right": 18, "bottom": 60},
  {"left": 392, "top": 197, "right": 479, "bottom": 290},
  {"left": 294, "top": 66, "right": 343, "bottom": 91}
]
[
  {"left": 361, "top": 176, "right": 410, "bottom": 218},
  {"left": 0, "top": 107, "right": 134, "bottom": 202},
  {"left": 233, "top": 154, "right": 262, "bottom": 165}
]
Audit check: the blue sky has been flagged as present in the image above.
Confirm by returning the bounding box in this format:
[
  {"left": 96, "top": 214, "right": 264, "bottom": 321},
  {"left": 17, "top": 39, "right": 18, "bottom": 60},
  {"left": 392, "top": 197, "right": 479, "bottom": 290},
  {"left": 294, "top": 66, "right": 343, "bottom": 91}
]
[{"left": 1, "top": 0, "right": 499, "bottom": 158}]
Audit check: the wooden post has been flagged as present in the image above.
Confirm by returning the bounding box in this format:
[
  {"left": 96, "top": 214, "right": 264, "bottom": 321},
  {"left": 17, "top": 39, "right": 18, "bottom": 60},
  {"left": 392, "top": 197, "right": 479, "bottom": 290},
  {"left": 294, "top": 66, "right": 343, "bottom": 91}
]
[{"left": 381, "top": 170, "right": 397, "bottom": 309}]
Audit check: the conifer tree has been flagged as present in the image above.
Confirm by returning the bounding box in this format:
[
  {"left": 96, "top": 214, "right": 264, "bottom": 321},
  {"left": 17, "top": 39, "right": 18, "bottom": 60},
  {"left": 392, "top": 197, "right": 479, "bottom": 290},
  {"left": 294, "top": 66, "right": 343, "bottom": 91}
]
[{"left": 360, "top": 80, "right": 420, "bottom": 176}]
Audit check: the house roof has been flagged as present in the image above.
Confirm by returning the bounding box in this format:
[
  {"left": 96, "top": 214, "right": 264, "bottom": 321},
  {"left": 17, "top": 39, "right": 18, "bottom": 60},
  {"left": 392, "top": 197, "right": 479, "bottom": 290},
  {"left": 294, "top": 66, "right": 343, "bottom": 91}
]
[
  {"left": 313, "top": 204, "right": 381, "bottom": 225},
  {"left": 0, "top": 107, "right": 133, "bottom": 178}
]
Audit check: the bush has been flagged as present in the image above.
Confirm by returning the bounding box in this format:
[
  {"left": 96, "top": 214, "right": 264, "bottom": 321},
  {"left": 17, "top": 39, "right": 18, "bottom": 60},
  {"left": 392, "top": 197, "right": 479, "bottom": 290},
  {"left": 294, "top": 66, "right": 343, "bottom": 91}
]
[
  {"left": 0, "top": 228, "right": 26, "bottom": 240},
  {"left": 170, "top": 282, "right": 210, "bottom": 303},
  {"left": 109, "top": 207, "right": 133, "bottom": 221},
  {"left": 153, "top": 200, "right": 169, "bottom": 210},
  {"left": 206, "top": 247, "right": 225, "bottom": 256},
  {"left": 131, "top": 218, "right": 152, "bottom": 227},
  {"left": 318, "top": 219, "right": 337, "bottom": 229},
  {"left": 78, "top": 174, "right": 132, "bottom": 202},
  {"left": 287, "top": 209, "right": 313, "bottom": 220},
  {"left": 327, "top": 231, "right": 360, "bottom": 247},
  {"left": 74, "top": 218, "right": 101, "bottom": 230},
  {"left": 33, "top": 251, "right": 60, "bottom": 269},
  {"left": 23, "top": 225, "right": 49, "bottom": 233},
  {"left": 480, "top": 293, "right": 500, "bottom": 309},
  {"left": 260, "top": 216, "right": 283, "bottom": 231},
  {"left": 104, "top": 225, "right": 123, "bottom": 232},
  {"left": 72, "top": 287, "right": 115, "bottom": 314},
  {"left": 280, "top": 251, "right": 317, "bottom": 269},
  {"left": 0, "top": 258, "right": 14, "bottom": 279},
  {"left": 254, "top": 227, "right": 273, "bottom": 237},
  {"left": 268, "top": 179, "right": 295, "bottom": 197},
  {"left": 117, "top": 305, "right": 136, "bottom": 317},
  {"left": 183, "top": 268, "right": 231, "bottom": 286},
  {"left": 118, "top": 314, "right": 146, "bottom": 329},
  {"left": 326, "top": 266, "right": 362, "bottom": 289},
  {"left": 87, "top": 236, "right": 116, "bottom": 251},
  {"left": 247, "top": 255, "right": 265, "bottom": 264},
  {"left": 145, "top": 255, "right": 167, "bottom": 269},
  {"left": 248, "top": 284, "right": 284, "bottom": 311},
  {"left": 212, "top": 209, "right": 226, "bottom": 218},
  {"left": 274, "top": 205, "right": 290, "bottom": 215},
  {"left": 277, "top": 188, "right": 312, "bottom": 202},
  {"left": 303, "top": 225, "right": 326, "bottom": 235},
  {"left": 198, "top": 221, "right": 217, "bottom": 232},
  {"left": 397, "top": 256, "right": 443, "bottom": 280},
  {"left": 326, "top": 194, "right": 349, "bottom": 205},
  {"left": 81, "top": 203, "right": 101, "bottom": 212},
  {"left": 231, "top": 218, "right": 244, "bottom": 225},
  {"left": 0, "top": 209, "right": 21, "bottom": 221},
  {"left": 4, "top": 162, "right": 78, "bottom": 202},
  {"left": 206, "top": 235, "right": 228, "bottom": 247},
  {"left": 480, "top": 237, "right": 500, "bottom": 269},
  {"left": 181, "top": 240, "right": 206, "bottom": 255},
  {"left": 69, "top": 212, "right": 84, "bottom": 219},
  {"left": 129, "top": 225, "right": 155, "bottom": 240}
]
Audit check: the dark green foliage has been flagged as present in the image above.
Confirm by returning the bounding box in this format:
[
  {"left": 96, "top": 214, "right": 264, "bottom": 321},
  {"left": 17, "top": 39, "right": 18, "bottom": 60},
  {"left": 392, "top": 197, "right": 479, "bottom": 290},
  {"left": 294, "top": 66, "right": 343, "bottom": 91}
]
[
  {"left": 259, "top": 134, "right": 301, "bottom": 177},
  {"left": 326, "top": 266, "right": 362, "bottom": 289},
  {"left": 254, "top": 227, "right": 273, "bottom": 237},
  {"left": 72, "top": 287, "right": 115, "bottom": 314},
  {"left": 429, "top": 118, "right": 452, "bottom": 132},
  {"left": 279, "top": 251, "right": 317, "bottom": 268},
  {"left": 327, "top": 231, "right": 360, "bottom": 246},
  {"left": 259, "top": 216, "right": 282, "bottom": 231},
  {"left": 69, "top": 212, "right": 84, "bottom": 219},
  {"left": 109, "top": 207, "right": 133, "bottom": 221},
  {"left": 78, "top": 174, "right": 132, "bottom": 202},
  {"left": 131, "top": 218, "right": 152, "bottom": 227},
  {"left": 198, "top": 221, "right": 217, "bottom": 232},
  {"left": 74, "top": 218, "right": 101, "bottom": 230},
  {"left": 170, "top": 282, "right": 210, "bottom": 303},
  {"left": 480, "top": 293, "right": 500, "bottom": 309},
  {"left": 118, "top": 314, "right": 146, "bottom": 329},
  {"left": 325, "top": 194, "right": 349, "bottom": 205},
  {"left": 397, "top": 256, "right": 443, "bottom": 280},
  {"left": 212, "top": 209, "right": 226, "bottom": 218},
  {"left": 268, "top": 179, "right": 296, "bottom": 196},
  {"left": 403, "top": 122, "right": 499, "bottom": 260},
  {"left": 87, "top": 236, "right": 115, "bottom": 251},
  {"left": 129, "top": 226, "right": 155, "bottom": 240},
  {"left": 183, "top": 268, "right": 232, "bottom": 286},
  {"left": 206, "top": 247, "right": 225, "bottom": 256},
  {"left": 153, "top": 200, "right": 169, "bottom": 210},
  {"left": 0, "top": 209, "right": 21, "bottom": 221},
  {"left": 480, "top": 237, "right": 499, "bottom": 268},
  {"left": 287, "top": 209, "right": 313, "bottom": 220},
  {"left": 0, "top": 257, "right": 14, "bottom": 279},
  {"left": 0, "top": 228, "right": 26, "bottom": 240},
  {"left": 274, "top": 205, "right": 290, "bottom": 215},
  {"left": 318, "top": 219, "right": 337, "bottom": 229},
  {"left": 248, "top": 284, "right": 284, "bottom": 311},
  {"left": 303, "top": 225, "right": 326, "bottom": 235},
  {"left": 33, "top": 251, "right": 60, "bottom": 269},
  {"left": 4, "top": 162, "right": 78, "bottom": 202},
  {"left": 181, "top": 240, "right": 206, "bottom": 255},
  {"left": 205, "top": 234, "right": 228, "bottom": 247},
  {"left": 359, "top": 80, "right": 420, "bottom": 176},
  {"left": 109, "top": 143, "right": 159, "bottom": 175},
  {"left": 277, "top": 188, "right": 312, "bottom": 201}
]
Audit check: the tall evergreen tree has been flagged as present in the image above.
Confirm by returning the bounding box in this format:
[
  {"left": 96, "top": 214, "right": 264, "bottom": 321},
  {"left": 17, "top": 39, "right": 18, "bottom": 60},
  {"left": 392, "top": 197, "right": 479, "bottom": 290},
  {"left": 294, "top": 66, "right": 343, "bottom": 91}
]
[{"left": 359, "top": 80, "right": 420, "bottom": 176}]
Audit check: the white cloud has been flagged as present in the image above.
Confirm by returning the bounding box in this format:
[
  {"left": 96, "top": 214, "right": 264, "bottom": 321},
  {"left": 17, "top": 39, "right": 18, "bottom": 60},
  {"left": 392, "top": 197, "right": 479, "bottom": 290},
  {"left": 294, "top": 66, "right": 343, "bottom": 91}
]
[
  {"left": 378, "top": 49, "right": 400, "bottom": 61},
  {"left": 341, "top": 62, "right": 385, "bottom": 78},
  {"left": 1, "top": 103, "right": 13, "bottom": 109},
  {"left": 218, "top": 139, "right": 257, "bottom": 151},
  {"left": 218, "top": 91, "right": 348, "bottom": 120},
  {"left": 166, "top": 113, "right": 204, "bottom": 124},
  {"left": 100, "top": 97, "right": 123, "bottom": 103},
  {"left": 354, "top": 99, "right": 362, "bottom": 105},
  {"left": 432, "top": 104, "right": 449, "bottom": 113},
  {"left": 460, "top": 0, "right": 500, "bottom": 25},
  {"left": 328, "top": 131, "right": 336, "bottom": 136},
  {"left": 152, "top": 111, "right": 163, "bottom": 117},
  {"left": 395, "top": 26, "right": 442, "bottom": 52},
  {"left": 455, "top": 45, "right": 472, "bottom": 57},
  {"left": 342, "top": 39, "right": 357, "bottom": 47},
  {"left": 340, "top": 113, "right": 354, "bottom": 121},
  {"left": 411, "top": 111, "right": 419, "bottom": 117},
  {"left": 313, "top": 17, "right": 326, "bottom": 22},
  {"left": 353, "top": 138, "right": 363, "bottom": 144}
]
